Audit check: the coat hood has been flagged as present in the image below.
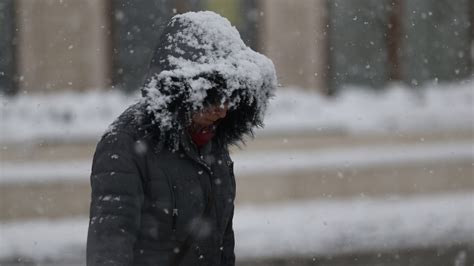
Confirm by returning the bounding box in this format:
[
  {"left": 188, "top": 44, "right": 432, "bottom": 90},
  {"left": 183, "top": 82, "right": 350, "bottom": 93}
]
[{"left": 140, "top": 11, "right": 277, "bottom": 149}]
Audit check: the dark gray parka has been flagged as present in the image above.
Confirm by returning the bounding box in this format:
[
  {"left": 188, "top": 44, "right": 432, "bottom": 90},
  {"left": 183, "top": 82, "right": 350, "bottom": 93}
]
[{"left": 87, "top": 11, "right": 276, "bottom": 266}]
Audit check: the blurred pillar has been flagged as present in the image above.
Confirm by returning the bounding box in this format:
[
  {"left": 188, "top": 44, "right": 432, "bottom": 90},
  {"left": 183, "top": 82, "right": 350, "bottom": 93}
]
[
  {"left": 16, "top": 0, "right": 111, "bottom": 93},
  {"left": 205, "top": 0, "right": 260, "bottom": 51},
  {"left": 259, "top": 0, "right": 328, "bottom": 92},
  {"left": 238, "top": 0, "right": 261, "bottom": 51},
  {"left": 327, "top": 0, "right": 393, "bottom": 93},
  {"left": 205, "top": 0, "right": 239, "bottom": 24},
  {"left": 400, "top": 0, "right": 472, "bottom": 86},
  {"left": 472, "top": 1, "right": 474, "bottom": 67},
  {"left": 173, "top": 0, "right": 201, "bottom": 13},
  {"left": 0, "top": 0, "right": 16, "bottom": 94},
  {"left": 111, "top": 0, "right": 180, "bottom": 92},
  {"left": 387, "top": 0, "right": 402, "bottom": 81}
]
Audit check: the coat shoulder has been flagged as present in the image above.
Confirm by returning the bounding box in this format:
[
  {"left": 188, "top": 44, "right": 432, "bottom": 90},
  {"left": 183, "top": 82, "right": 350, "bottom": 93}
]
[{"left": 102, "top": 102, "right": 160, "bottom": 143}]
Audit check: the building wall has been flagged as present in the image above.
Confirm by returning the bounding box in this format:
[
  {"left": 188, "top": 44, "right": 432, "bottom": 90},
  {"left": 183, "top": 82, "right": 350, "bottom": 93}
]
[
  {"left": 259, "top": 0, "right": 328, "bottom": 92},
  {"left": 8, "top": 1, "right": 472, "bottom": 94},
  {"left": 111, "top": 0, "right": 174, "bottom": 92},
  {"left": 400, "top": 0, "right": 472, "bottom": 86},
  {"left": 0, "top": 0, "right": 15, "bottom": 94},
  {"left": 327, "top": 0, "right": 393, "bottom": 93},
  {"left": 16, "top": 0, "right": 110, "bottom": 92}
]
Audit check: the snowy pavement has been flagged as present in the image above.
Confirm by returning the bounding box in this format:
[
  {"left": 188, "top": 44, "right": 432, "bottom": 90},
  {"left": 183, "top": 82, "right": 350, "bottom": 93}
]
[
  {"left": 233, "top": 140, "right": 473, "bottom": 177},
  {"left": 1, "top": 140, "right": 472, "bottom": 185},
  {"left": 234, "top": 193, "right": 474, "bottom": 259},
  {"left": 0, "top": 192, "right": 473, "bottom": 262},
  {"left": 2, "top": 136, "right": 472, "bottom": 214},
  {"left": 1, "top": 80, "right": 473, "bottom": 144},
  {"left": 1, "top": 82, "right": 473, "bottom": 264}
]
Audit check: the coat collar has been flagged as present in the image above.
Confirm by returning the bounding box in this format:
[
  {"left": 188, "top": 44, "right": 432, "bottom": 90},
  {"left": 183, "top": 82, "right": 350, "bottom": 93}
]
[{"left": 180, "top": 131, "right": 213, "bottom": 170}]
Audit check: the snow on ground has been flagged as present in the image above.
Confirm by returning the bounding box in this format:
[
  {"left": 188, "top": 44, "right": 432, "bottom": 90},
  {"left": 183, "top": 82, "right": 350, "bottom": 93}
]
[
  {"left": 0, "top": 217, "right": 86, "bottom": 262},
  {"left": 234, "top": 141, "right": 473, "bottom": 177},
  {"left": 1, "top": 80, "right": 472, "bottom": 143},
  {"left": 0, "top": 90, "right": 133, "bottom": 143},
  {"left": 262, "top": 80, "right": 473, "bottom": 135},
  {"left": 234, "top": 192, "right": 474, "bottom": 259},
  {"left": 1, "top": 140, "right": 472, "bottom": 184},
  {"left": 0, "top": 192, "right": 472, "bottom": 261}
]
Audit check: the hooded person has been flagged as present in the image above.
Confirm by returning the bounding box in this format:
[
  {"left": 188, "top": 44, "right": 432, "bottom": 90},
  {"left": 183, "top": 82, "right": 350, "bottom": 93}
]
[{"left": 86, "top": 11, "right": 277, "bottom": 266}]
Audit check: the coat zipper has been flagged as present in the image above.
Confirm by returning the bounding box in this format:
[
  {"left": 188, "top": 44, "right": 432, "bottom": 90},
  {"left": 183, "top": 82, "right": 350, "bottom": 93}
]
[
  {"left": 172, "top": 204, "right": 178, "bottom": 231},
  {"left": 166, "top": 173, "right": 178, "bottom": 232}
]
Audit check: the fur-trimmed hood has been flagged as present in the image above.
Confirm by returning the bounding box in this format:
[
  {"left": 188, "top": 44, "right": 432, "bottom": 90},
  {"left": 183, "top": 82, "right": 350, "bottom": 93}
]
[{"left": 140, "top": 11, "right": 277, "bottom": 149}]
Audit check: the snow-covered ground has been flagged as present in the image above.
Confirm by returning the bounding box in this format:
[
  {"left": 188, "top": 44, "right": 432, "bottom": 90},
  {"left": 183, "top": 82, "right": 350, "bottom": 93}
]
[
  {"left": 235, "top": 192, "right": 474, "bottom": 259},
  {"left": 1, "top": 80, "right": 472, "bottom": 143},
  {"left": 1, "top": 140, "right": 472, "bottom": 184},
  {"left": 0, "top": 192, "right": 472, "bottom": 261},
  {"left": 0, "top": 81, "right": 473, "bottom": 263}
]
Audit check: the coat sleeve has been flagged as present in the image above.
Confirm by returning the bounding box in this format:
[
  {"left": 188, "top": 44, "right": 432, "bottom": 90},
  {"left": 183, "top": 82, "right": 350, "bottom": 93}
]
[
  {"left": 221, "top": 206, "right": 236, "bottom": 265},
  {"left": 87, "top": 131, "right": 145, "bottom": 266}
]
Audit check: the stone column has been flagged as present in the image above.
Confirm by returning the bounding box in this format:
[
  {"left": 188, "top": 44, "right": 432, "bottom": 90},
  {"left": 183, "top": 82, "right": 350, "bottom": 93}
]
[
  {"left": 259, "top": 0, "right": 328, "bottom": 92},
  {"left": 16, "top": 0, "right": 111, "bottom": 92},
  {"left": 0, "top": 0, "right": 15, "bottom": 94},
  {"left": 327, "top": 0, "right": 393, "bottom": 92},
  {"left": 111, "top": 0, "right": 173, "bottom": 92},
  {"left": 400, "top": 0, "right": 472, "bottom": 86}
]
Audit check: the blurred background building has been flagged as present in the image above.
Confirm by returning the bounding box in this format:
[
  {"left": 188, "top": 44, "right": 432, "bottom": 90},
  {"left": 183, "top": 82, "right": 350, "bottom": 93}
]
[
  {"left": 0, "top": 0, "right": 472, "bottom": 95},
  {"left": 0, "top": 1, "right": 473, "bottom": 265}
]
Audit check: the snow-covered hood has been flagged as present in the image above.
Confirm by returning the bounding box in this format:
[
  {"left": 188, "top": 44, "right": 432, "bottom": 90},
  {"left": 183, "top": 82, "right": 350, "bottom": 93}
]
[{"left": 141, "top": 11, "right": 277, "bottom": 147}]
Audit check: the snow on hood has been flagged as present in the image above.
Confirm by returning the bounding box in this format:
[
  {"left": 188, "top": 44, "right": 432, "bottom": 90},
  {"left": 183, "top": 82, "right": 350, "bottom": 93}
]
[{"left": 140, "top": 11, "right": 277, "bottom": 148}]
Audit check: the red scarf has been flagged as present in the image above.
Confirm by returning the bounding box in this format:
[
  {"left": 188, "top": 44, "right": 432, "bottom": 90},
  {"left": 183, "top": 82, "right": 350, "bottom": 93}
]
[{"left": 191, "top": 126, "right": 216, "bottom": 148}]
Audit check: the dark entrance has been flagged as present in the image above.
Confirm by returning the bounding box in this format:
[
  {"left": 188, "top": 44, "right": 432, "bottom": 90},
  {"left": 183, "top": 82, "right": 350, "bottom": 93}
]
[{"left": 0, "top": 0, "right": 16, "bottom": 95}]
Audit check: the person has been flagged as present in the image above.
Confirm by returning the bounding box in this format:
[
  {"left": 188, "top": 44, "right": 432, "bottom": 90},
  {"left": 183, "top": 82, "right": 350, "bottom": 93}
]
[{"left": 86, "top": 11, "right": 276, "bottom": 266}]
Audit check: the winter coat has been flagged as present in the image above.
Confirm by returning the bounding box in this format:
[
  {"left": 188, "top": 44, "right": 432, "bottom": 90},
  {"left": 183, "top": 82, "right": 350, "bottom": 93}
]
[{"left": 87, "top": 11, "right": 276, "bottom": 266}]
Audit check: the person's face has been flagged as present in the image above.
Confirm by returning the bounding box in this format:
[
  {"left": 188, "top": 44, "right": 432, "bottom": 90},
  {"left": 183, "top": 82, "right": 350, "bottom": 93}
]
[{"left": 191, "top": 103, "right": 229, "bottom": 128}]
